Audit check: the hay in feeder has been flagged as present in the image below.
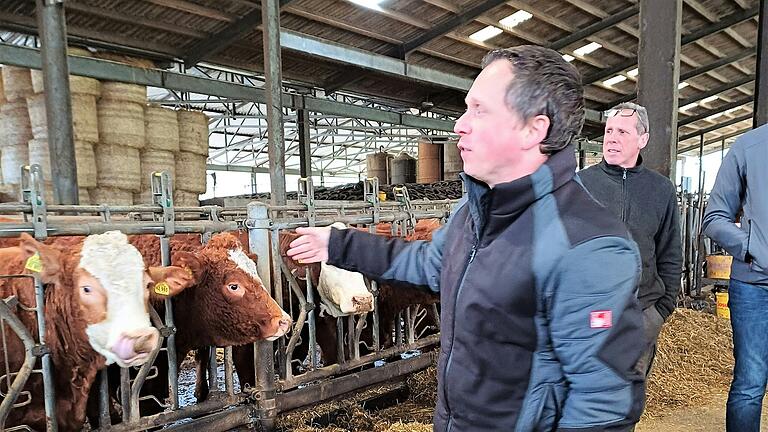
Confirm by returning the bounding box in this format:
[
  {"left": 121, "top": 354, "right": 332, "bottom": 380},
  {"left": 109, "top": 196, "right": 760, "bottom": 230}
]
[
  {"left": 27, "top": 93, "right": 99, "bottom": 142},
  {"left": 140, "top": 150, "right": 175, "bottom": 188},
  {"left": 177, "top": 109, "right": 210, "bottom": 156},
  {"left": 145, "top": 104, "right": 180, "bottom": 152},
  {"left": 90, "top": 187, "right": 134, "bottom": 206},
  {"left": 1, "top": 99, "right": 33, "bottom": 147},
  {"left": 100, "top": 82, "right": 147, "bottom": 105},
  {"left": 643, "top": 308, "right": 734, "bottom": 419},
  {"left": 97, "top": 99, "right": 145, "bottom": 148},
  {"left": 95, "top": 144, "right": 141, "bottom": 191},
  {"left": 175, "top": 151, "right": 207, "bottom": 193},
  {"left": 1, "top": 66, "right": 33, "bottom": 101}
]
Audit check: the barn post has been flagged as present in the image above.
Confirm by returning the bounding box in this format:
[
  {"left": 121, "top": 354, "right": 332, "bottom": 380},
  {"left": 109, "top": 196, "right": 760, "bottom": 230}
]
[{"left": 247, "top": 201, "right": 278, "bottom": 430}]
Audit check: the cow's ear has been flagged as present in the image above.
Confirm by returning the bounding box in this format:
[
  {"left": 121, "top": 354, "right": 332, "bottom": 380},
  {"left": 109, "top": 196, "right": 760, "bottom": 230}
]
[
  {"left": 146, "top": 265, "right": 196, "bottom": 299},
  {"left": 172, "top": 251, "right": 204, "bottom": 281},
  {"left": 18, "top": 233, "right": 61, "bottom": 283}
]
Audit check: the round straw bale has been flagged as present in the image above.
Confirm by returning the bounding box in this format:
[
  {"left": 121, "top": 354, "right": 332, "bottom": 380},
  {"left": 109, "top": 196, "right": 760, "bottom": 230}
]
[
  {"left": 177, "top": 109, "right": 210, "bottom": 156},
  {"left": 145, "top": 105, "right": 180, "bottom": 152},
  {"left": 28, "top": 139, "right": 98, "bottom": 188},
  {"left": 1, "top": 100, "right": 33, "bottom": 146},
  {"left": 1, "top": 66, "right": 33, "bottom": 101},
  {"left": 30, "top": 70, "right": 101, "bottom": 96},
  {"left": 95, "top": 144, "right": 141, "bottom": 191},
  {"left": 0, "top": 183, "right": 20, "bottom": 203},
  {"left": 1, "top": 144, "right": 29, "bottom": 184},
  {"left": 78, "top": 187, "right": 91, "bottom": 205},
  {"left": 100, "top": 82, "right": 147, "bottom": 105},
  {"left": 175, "top": 151, "right": 207, "bottom": 193},
  {"left": 90, "top": 187, "right": 134, "bottom": 206},
  {"left": 140, "top": 150, "right": 175, "bottom": 188},
  {"left": 97, "top": 100, "right": 145, "bottom": 148},
  {"left": 27, "top": 93, "right": 99, "bottom": 141},
  {"left": 174, "top": 190, "right": 199, "bottom": 207}
]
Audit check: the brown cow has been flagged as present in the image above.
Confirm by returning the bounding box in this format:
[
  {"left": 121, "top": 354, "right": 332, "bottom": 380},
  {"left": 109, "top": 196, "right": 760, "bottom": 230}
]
[
  {"left": 86, "top": 231, "right": 291, "bottom": 425},
  {"left": 0, "top": 231, "right": 193, "bottom": 431}
]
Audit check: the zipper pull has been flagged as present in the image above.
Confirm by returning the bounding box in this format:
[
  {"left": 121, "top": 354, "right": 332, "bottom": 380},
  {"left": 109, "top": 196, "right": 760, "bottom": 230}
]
[
  {"left": 469, "top": 244, "right": 478, "bottom": 263},
  {"left": 623, "top": 169, "right": 627, "bottom": 180}
]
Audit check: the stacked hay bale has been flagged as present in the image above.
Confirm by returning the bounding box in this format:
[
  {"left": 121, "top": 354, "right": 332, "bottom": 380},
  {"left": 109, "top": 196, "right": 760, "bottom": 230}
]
[
  {"left": 1, "top": 66, "right": 34, "bottom": 198},
  {"left": 134, "top": 104, "right": 178, "bottom": 204},
  {"left": 175, "top": 109, "right": 209, "bottom": 206},
  {"left": 27, "top": 56, "right": 100, "bottom": 204},
  {"left": 93, "top": 82, "right": 145, "bottom": 205}
]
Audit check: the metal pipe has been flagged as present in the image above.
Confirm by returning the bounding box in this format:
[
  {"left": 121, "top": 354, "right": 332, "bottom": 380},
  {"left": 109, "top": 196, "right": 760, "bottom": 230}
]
[
  {"left": 0, "top": 299, "right": 37, "bottom": 429},
  {"left": 160, "top": 236, "right": 180, "bottom": 410},
  {"left": 277, "top": 350, "right": 437, "bottom": 413},
  {"left": 34, "top": 0, "right": 78, "bottom": 204},
  {"left": 159, "top": 406, "right": 254, "bottom": 432},
  {"left": 98, "top": 370, "right": 111, "bottom": 427},
  {"left": 224, "top": 346, "right": 234, "bottom": 396},
  {"left": 0, "top": 220, "right": 239, "bottom": 238},
  {"left": 262, "top": 0, "right": 286, "bottom": 207},
  {"left": 31, "top": 274, "right": 58, "bottom": 431},
  {"left": 93, "top": 398, "right": 242, "bottom": 432}
]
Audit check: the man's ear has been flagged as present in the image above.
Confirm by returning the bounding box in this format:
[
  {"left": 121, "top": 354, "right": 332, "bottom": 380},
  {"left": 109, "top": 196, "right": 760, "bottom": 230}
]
[
  {"left": 146, "top": 265, "right": 197, "bottom": 299},
  {"left": 638, "top": 132, "right": 649, "bottom": 150},
  {"left": 522, "top": 114, "right": 551, "bottom": 150},
  {"left": 18, "top": 233, "right": 61, "bottom": 284}
]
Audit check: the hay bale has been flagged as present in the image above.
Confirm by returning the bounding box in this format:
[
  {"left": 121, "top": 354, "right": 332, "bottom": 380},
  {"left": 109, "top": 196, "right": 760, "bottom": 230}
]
[
  {"left": 100, "top": 82, "right": 147, "bottom": 105},
  {"left": 92, "top": 52, "right": 155, "bottom": 69},
  {"left": 97, "top": 100, "right": 145, "bottom": 148},
  {"left": 26, "top": 139, "right": 97, "bottom": 189},
  {"left": 0, "top": 183, "right": 19, "bottom": 202},
  {"left": 140, "top": 150, "right": 175, "bottom": 188},
  {"left": 175, "top": 151, "right": 207, "bottom": 193},
  {"left": 177, "top": 109, "right": 209, "bottom": 156},
  {"left": 2, "top": 66, "right": 33, "bottom": 101},
  {"left": 174, "top": 190, "right": 199, "bottom": 207},
  {"left": 78, "top": 187, "right": 91, "bottom": 205},
  {"left": 30, "top": 70, "right": 101, "bottom": 96},
  {"left": 1, "top": 144, "right": 29, "bottom": 184},
  {"left": 145, "top": 105, "right": 180, "bottom": 152},
  {"left": 1, "top": 100, "right": 33, "bottom": 146},
  {"left": 95, "top": 144, "right": 141, "bottom": 191},
  {"left": 644, "top": 308, "right": 734, "bottom": 419},
  {"left": 27, "top": 93, "right": 99, "bottom": 141},
  {"left": 90, "top": 187, "right": 133, "bottom": 206}
]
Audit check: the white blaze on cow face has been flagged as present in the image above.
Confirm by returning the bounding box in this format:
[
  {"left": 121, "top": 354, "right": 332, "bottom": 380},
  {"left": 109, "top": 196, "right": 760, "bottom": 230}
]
[
  {"left": 78, "top": 231, "right": 160, "bottom": 367},
  {"left": 227, "top": 247, "right": 292, "bottom": 339}
]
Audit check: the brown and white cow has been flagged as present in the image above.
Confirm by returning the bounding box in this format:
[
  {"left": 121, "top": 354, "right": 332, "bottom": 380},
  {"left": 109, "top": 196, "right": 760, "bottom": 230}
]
[
  {"left": 86, "top": 231, "right": 291, "bottom": 425},
  {"left": 0, "top": 231, "right": 193, "bottom": 431}
]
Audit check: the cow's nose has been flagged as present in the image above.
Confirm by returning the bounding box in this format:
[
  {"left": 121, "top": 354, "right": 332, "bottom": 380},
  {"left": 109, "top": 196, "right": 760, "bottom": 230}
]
[
  {"left": 352, "top": 295, "right": 374, "bottom": 312},
  {"left": 278, "top": 313, "right": 292, "bottom": 333},
  {"left": 133, "top": 330, "right": 160, "bottom": 354},
  {"left": 112, "top": 328, "right": 160, "bottom": 366}
]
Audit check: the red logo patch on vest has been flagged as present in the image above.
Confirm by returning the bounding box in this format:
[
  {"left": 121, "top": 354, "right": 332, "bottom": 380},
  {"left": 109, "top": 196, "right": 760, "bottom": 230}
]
[{"left": 590, "top": 310, "right": 612, "bottom": 328}]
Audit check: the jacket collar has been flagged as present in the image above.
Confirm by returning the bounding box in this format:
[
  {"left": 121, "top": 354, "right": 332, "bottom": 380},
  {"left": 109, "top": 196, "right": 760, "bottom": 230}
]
[
  {"left": 461, "top": 145, "right": 577, "bottom": 240},
  {"left": 598, "top": 154, "right": 645, "bottom": 177}
]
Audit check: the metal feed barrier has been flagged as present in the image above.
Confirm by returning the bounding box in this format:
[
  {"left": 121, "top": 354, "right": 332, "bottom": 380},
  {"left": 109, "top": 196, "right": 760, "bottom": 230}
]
[{"left": 0, "top": 167, "right": 454, "bottom": 431}]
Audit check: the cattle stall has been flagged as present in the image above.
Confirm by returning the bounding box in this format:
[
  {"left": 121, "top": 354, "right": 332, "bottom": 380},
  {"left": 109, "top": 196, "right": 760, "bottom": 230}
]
[{"left": 0, "top": 171, "right": 456, "bottom": 431}]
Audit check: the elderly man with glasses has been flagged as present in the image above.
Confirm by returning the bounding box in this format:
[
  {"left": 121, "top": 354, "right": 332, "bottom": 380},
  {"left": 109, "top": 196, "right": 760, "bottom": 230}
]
[{"left": 578, "top": 102, "right": 682, "bottom": 385}]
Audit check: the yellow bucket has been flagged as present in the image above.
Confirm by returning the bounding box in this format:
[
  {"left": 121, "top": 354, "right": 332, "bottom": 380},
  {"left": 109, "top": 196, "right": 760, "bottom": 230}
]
[
  {"left": 715, "top": 291, "right": 730, "bottom": 319},
  {"left": 378, "top": 191, "right": 387, "bottom": 201},
  {"left": 706, "top": 255, "right": 733, "bottom": 279}
]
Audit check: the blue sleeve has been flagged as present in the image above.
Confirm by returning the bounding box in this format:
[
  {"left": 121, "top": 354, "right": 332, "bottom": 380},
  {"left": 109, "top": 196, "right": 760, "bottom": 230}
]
[
  {"left": 549, "top": 237, "right": 645, "bottom": 431},
  {"left": 703, "top": 144, "right": 749, "bottom": 261},
  {"left": 326, "top": 222, "right": 448, "bottom": 293}
]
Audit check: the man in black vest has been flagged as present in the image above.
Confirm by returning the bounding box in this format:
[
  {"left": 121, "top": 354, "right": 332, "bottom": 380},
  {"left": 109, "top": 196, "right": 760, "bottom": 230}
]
[{"left": 288, "top": 46, "right": 645, "bottom": 431}]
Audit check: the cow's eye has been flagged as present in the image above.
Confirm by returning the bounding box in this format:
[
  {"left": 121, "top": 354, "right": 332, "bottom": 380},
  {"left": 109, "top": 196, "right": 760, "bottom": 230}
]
[
  {"left": 82, "top": 286, "right": 92, "bottom": 294},
  {"left": 228, "top": 283, "right": 239, "bottom": 291}
]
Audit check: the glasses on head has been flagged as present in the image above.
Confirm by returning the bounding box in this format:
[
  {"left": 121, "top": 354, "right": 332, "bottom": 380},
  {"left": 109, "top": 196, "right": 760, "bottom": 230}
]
[
  {"left": 604, "top": 108, "right": 647, "bottom": 134},
  {"left": 605, "top": 108, "right": 637, "bottom": 118}
]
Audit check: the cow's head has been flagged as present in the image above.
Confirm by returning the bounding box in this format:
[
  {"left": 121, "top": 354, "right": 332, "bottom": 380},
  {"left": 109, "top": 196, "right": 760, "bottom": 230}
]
[
  {"left": 18, "top": 231, "right": 193, "bottom": 367},
  {"left": 171, "top": 232, "right": 291, "bottom": 346}
]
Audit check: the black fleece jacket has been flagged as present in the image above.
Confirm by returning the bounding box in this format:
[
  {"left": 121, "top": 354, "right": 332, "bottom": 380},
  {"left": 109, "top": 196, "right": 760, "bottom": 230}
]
[{"left": 578, "top": 157, "right": 682, "bottom": 320}]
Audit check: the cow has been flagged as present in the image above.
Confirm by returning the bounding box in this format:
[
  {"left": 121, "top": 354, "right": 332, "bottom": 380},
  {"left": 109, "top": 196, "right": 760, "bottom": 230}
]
[
  {"left": 85, "top": 231, "right": 292, "bottom": 425},
  {"left": 231, "top": 225, "right": 375, "bottom": 387},
  {"left": 0, "top": 231, "right": 193, "bottom": 431}
]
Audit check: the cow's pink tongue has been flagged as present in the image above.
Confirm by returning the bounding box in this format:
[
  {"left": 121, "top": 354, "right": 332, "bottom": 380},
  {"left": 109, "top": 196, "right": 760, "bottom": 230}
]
[{"left": 112, "top": 336, "right": 138, "bottom": 361}]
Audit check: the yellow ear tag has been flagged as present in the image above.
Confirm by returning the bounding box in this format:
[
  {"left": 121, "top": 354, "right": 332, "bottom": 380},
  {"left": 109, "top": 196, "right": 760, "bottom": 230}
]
[
  {"left": 154, "top": 281, "right": 171, "bottom": 296},
  {"left": 25, "top": 254, "right": 43, "bottom": 273}
]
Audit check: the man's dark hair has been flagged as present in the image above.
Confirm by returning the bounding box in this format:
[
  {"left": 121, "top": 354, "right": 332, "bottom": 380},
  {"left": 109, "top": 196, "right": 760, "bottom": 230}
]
[{"left": 481, "top": 45, "right": 585, "bottom": 154}]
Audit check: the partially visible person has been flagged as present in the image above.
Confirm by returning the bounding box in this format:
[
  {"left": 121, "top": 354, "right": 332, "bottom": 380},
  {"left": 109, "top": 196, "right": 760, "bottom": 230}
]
[
  {"left": 288, "top": 45, "right": 645, "bottom": 431},
  {"left": 703, "top": 123, "right": 768, "bottom": 432},
  {"left": 578, "top": 102, "right": 682, "bottom": 381}
]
